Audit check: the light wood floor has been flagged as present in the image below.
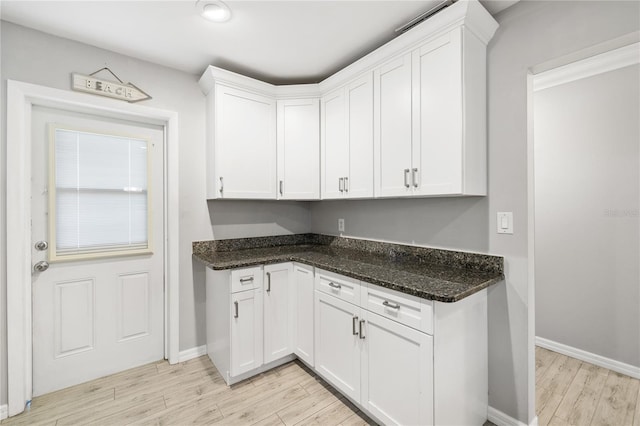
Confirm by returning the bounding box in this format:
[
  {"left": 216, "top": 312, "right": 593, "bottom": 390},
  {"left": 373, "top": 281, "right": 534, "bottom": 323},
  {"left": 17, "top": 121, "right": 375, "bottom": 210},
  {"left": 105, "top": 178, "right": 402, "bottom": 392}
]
[
  {"left": 4, "top": 347, "right": 639, "bottom": 426},
  {"left": 536, "top": 346, "right": 640, "bottom": 426},
  {"left": 1, "top": 357, "right": 374, "bottom": 426}
]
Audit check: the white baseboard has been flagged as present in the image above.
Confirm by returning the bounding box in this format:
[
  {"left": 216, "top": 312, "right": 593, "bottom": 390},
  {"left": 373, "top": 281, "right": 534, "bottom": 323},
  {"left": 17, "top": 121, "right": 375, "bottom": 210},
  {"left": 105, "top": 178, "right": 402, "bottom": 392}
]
[
  {"left": 536, "top": 336, "right": 640, "bottom": 379},
  {"left": 178, "top": 345, "right": 207, "bottom": 363},
  {"left": 1, "top": 404, "right": 8, "bottom": 420},
  {"left": 488, "top": 406, "right": 537, "bottom": 426}
]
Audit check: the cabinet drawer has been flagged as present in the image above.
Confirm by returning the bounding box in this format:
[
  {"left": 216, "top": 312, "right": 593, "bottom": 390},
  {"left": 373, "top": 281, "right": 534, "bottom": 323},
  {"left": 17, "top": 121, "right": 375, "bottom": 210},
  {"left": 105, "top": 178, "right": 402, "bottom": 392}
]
[
  {"left": 231, "top": 266, "right": 263, "bottom": 293},
  {"left": 315, "top": 269, "right": 361, "bottom": 305},
  {"left": 363, "top": 283, "right": 433, "bottom": 335}
]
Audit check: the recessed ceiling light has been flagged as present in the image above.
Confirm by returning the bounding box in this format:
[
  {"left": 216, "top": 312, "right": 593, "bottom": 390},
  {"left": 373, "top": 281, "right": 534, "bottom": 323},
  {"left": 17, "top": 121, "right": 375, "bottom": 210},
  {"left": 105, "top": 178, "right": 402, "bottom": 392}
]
[{"left": 197, "top": 0, "right": 231, "bottom": 23}]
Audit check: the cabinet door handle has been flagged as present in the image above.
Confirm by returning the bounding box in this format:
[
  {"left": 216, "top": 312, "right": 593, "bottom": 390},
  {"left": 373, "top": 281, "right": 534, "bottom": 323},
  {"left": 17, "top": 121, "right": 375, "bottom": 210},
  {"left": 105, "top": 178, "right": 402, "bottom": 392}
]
[
  {"left": 266, "top": 272, "right": 271, "bottom": 293},
  {"left": 352, "top": 316, "right": 359, "bottom": 336},
  {"left": 383, "top": 300, "right": 401, "bottom": 310},
  {"left": 279, "top": 180, "right": 284, "bottom": 195},
  {"left": 404, "top": 169, "right": 410, "bottom": 188},
  {"left": 240, "top": 277, "right": 254, "bottom": 283},
  {"left": 359, "top": 319, "right": 366, "bottom": 339},
  {"left": 412, "top": 168, "right": 419, "bottom": 188},
  {"left": 219, "top": 176, "right": 224, "bottom": 194},
  {"left": 328, "top": 281, "right": 342, "bottom": 290},
  {"left": 234, "top": 301, "right": 239, "bottom": 318},
  {"left": 344, "top": 177, "right": 349, "bottom": 192},
  {"left": 339, "top": 177, "right": 344, "bottom": 192}
]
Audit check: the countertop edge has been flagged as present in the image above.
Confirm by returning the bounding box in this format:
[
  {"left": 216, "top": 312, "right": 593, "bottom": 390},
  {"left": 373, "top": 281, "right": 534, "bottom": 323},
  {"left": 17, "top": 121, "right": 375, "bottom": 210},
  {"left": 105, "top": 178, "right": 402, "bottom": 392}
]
[{"left": 192, "top": 252, "right": 504, "bottom": 303}]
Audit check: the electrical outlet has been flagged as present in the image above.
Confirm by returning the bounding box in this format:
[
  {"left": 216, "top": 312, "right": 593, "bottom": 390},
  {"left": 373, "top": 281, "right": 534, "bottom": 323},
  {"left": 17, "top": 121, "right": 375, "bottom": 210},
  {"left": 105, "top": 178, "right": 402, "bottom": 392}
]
[{"left": 338, "top": 218, "right": 345, "bottom": 233}]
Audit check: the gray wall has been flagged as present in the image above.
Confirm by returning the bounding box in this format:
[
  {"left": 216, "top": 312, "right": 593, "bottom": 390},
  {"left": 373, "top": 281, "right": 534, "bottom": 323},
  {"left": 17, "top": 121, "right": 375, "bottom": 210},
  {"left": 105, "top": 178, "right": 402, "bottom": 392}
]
[
  {"left": 311, "top": 1, "right": 640, "bottom": 422},
  {"left": 534, "top": 64, "right": 640, "bottom": 367},
  {"left": 0, "top": 21, "right": 310, "bottom": 407}
]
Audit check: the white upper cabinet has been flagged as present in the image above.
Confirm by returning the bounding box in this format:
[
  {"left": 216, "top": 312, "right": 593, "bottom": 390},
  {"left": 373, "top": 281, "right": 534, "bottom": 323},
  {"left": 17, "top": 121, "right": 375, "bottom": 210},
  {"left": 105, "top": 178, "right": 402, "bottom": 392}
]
[
  {"left": 373, "top": 53, "right": 414, "bottom": 198},
  {"left": 200, "top": 0, "right": 498, "bottom": 200},
  {"left": 321, "top": 73, "right": 374, "bottom": 199},
  {"left": 277, "top": 98, "right": 320, "bottom": 200},
  {"left": 207, "top": 83, "right": 277, "bottom": 199}
]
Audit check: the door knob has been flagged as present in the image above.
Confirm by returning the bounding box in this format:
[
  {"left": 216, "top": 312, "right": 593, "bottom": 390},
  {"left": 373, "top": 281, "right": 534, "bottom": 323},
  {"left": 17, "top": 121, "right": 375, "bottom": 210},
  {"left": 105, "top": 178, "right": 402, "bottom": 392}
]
[
  {"left": 33, "top": 261, "right": 49, "bottom": 272},
  {"left": 34, "top": 240, "right": 48, "bottom": 251}
]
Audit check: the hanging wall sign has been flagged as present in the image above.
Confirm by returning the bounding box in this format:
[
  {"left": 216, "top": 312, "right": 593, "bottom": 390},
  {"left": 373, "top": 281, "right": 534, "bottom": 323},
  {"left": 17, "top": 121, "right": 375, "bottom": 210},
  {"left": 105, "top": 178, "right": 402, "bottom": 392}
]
[{"left": 71, "top": 67, "right": 152, "bottom": 103}]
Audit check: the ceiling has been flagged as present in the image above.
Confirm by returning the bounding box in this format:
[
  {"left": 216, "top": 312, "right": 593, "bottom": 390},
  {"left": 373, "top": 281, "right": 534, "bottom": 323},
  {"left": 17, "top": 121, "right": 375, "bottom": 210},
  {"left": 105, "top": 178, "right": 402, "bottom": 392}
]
[{"left": 0, "top": 0, "right": 518, "bottom": 85}]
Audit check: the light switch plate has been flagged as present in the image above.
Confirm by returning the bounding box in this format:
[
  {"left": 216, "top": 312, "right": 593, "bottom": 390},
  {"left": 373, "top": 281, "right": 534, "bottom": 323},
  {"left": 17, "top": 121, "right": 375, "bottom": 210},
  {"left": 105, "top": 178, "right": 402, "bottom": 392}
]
[{"left": 497, "top": 212, "right": 513, "bottom": 234}]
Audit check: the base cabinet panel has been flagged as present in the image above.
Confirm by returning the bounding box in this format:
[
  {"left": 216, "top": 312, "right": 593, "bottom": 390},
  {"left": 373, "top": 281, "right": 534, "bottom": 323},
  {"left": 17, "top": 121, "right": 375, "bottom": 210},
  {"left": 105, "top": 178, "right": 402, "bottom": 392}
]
[
  {"left": 361, "top": 311, "right": 433, "bottom": 426},
  {"left": 230, "top": 289, "right": 263, "bottom": 376},
  {"left": 293, "top": 264, "right": 315, "bottom": 366},
  {"left": 314, "top": 291, "right": 361, "bottom": 402},
  {"left": 263, "top": 264, "right": 293, "bottom": 363}
]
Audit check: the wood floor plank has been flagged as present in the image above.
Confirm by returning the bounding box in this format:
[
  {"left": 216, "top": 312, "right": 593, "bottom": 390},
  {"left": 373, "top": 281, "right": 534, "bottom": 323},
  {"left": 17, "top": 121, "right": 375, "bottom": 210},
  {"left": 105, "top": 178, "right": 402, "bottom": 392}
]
[
  {"left": 251, "top": 414, "right": 286, "bottom": 426},
  {"left": 84, "top": 396, "right": 166, "bottom": 426},
  {"left": 537, "top": 347, "right": 560, "bottom": 382},
  {"left": 55, "top": 392, "right": 163, "bottom": 426},
  {"left": 214, "top": 385, "right": 309, "bottom": 425},
  {"left": 590, "top": 371, "right": 639, "bottom": 426},
  {"left": 537, "top": 353, "right": 582, "bottom": 412},
  {"left": 538, "top": 391, "right": 565, "bottom": 426},
  {"left": 554, "top": 362, "right": 609, "bottom": 425},
  {"left": 131, "top": 393, "right": 224, "bottom": 425},
  {"left": 338, "top": 411, "right": 375, "bottom": 426},
  {"left": 294, "top": 398, "right": 359, "bottom": 426},
  {"left": 634, "top": 382, "right": 640, "bottom": 426},
  {"left": 276, "top": 386, "right": 343, "bottom": 426}
]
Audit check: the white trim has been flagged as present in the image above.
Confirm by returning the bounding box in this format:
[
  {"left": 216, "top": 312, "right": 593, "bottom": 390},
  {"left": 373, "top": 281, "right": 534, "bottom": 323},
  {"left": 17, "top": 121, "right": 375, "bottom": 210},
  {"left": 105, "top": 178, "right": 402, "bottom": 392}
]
[
  {"left": 1, "top": 405, "right": 8, "bottom": 421},
  {"left": 178, "top": 345, "right": 208, "bottom": 363},
  {"left": 488, "top": 406, "right": 539, "bottom": 426},
  {"left": 533, "top": 42, "right": 640, "bottom": 92},
  {"left": 6, "top": 80, "right": 180, "bottom": 417},
  {"left": 536, "top": 337, "right": 640, "bottom": 380}
]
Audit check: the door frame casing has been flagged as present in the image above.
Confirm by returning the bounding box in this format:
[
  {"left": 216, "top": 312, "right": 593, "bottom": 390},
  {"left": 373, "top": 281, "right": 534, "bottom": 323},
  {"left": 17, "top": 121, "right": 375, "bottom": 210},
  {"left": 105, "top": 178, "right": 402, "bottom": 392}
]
[{"left": 6, "top": 80, "right": 180, "bottom": 417}]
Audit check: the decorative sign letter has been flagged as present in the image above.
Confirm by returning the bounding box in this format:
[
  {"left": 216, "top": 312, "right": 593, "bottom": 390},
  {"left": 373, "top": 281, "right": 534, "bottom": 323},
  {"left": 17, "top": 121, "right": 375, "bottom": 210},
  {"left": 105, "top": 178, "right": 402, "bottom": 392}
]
[{"left": 72, "top": 70, "right": 151, "bottom": 103}]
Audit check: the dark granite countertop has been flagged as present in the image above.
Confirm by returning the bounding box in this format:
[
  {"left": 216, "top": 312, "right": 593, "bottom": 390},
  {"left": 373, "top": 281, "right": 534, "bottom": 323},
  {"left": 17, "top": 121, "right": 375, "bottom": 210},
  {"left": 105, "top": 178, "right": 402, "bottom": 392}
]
[{"left": 192, "top": 234, "right": 504, "bottom": 303}]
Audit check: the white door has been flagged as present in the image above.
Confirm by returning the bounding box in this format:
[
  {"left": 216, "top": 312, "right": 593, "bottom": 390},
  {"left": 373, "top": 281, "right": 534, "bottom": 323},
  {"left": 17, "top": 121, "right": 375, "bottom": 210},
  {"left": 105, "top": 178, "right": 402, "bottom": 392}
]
[
  {"left": 374, "top": 53, "right": 414, "bottom": 197},
  {"left": 413, "top": 29, "right": 463, "bottom": 196},
  {"left": 321, "top": 88, "right": 348, "bottom": 199},
  {"left": 346, "top": 73, "right": 374, "bottom": 199},
  {"left": 263, "top": 263, "right": 293, "bottom": 363},
  {"left": 276, "top": 99, "right": 320, "bottom": 200},
  {"left": 230, "top": 289, "right": 263, "bottom": 376},
  {"left": 292, "top": 264, "right": 314, "bottom": 366},
  {"left": 30, "top": 106, "right": 165, "bottom": 396},
  {"left": 314, "top": 291, "right": 361, "bottom": 402},
  {"left": 361, "top": 311, "right": 434, "bottom": 426}
]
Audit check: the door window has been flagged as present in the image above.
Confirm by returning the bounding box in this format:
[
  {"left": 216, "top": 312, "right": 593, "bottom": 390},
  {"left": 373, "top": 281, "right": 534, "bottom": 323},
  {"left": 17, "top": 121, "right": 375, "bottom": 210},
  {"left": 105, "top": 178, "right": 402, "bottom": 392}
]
[{"left": 49, "top": 125, "right": 152, "bottom": 261}]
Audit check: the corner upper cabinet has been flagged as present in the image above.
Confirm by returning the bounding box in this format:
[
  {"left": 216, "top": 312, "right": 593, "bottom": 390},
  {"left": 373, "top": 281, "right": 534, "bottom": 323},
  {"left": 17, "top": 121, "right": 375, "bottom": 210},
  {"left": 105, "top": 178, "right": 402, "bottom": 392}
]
[
  {"left": 321, "top": 73, "right": 374, "bottom": 199},
  {"left": 277, "top": 98, "right": 320, "bottom": 200},
  {"left": 374, "top": 25, "right": 496, "bottom": 197}
]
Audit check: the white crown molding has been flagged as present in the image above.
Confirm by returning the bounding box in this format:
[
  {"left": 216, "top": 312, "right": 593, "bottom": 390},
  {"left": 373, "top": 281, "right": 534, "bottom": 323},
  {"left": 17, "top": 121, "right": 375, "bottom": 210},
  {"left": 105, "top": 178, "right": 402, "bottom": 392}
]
[
  {"left": 199, "top": 0, "right": 497, "bottom": 97},
  {"left": 178, "top": 345, "right": 208, "bottom": 363},
  {"left": 533, "top": 42, "right": 639, "bottom": 92},
  {"left": 488, "top": 406, "right": 538, "bottom": 426},
  {"left": 536, "top": 337, "right": 640, "bottom": 379}
]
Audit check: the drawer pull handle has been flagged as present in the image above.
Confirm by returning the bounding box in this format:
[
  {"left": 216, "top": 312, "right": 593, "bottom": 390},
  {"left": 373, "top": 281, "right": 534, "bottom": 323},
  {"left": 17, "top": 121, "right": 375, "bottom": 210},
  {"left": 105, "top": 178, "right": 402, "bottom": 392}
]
[
  {"left": 328, "top": 282, "right": 342, "bottom": 290},
  {"left": 234, "top": 301, "right": 239, "bottom": 318},
  {"left": 383, "top": 300, "right": 400, "bottom": 310},
  {"left": 352, "top": 316, "right": 359, "bottom": 336},
  {"left": 266, "top": 272, "right": 271, "bottom": 293},
  {"left": 404, "top": 169, "right": 410, "bottom": 188},
  {"left": 359, "top": 319, "right": 366, "bottom": 339},
  {"left": 239, "top": 277, "right": 254, "bottom": 283}
]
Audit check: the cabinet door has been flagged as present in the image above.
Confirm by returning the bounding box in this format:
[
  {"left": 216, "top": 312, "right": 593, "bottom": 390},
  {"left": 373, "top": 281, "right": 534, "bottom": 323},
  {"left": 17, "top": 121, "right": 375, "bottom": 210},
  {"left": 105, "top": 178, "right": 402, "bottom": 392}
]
[
  {"left": 361, "top": 311, "right": 433, "bottom": 426},
  {"left": 373, "top": 53, "right": 413, "bottom": 198},
  {"left": 346, "top": 73, "right": 374, "bottom": 198},
  {"left": 263, "top": 263, "right": 293, "bottom": 364},
  {"left": 292, "top": 264, "right": 314, "bottom": 366},
  {"left": 314, "top": 291, "right": 361, "bottom": 402},
  {"left": 277, "top": 99, "right": 320, "bottom": 200},
  {"left": 321, "top": 88, "right": 348, "bottom": 199},
  {"left": 230, "top": 289, "right": 263, "bottom": 377},
  {"left": 412, "top": 29, "right": 463, "bottom": 196},
  {"left": 215, "top": 83, "right": 276, "bottom": 199}
]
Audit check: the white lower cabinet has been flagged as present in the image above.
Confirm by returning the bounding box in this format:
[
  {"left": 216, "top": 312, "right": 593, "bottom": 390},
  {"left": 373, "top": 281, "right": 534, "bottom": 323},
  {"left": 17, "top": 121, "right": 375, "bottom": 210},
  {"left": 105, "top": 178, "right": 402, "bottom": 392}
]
[
  {"left": 230, "top": 287, "right": 263, "bottom": 376},
  {"left": 361, "top": 310, "right": 433, "bottom": 426},
  {"left": 292, "top": 263, "right": 315, "bottom": 366},
  {"left": 314, "top": 271, "right": 434, "bottom": 426},
  {"left": 314, "top": 291, "right": 362, "bottom": 402}
]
